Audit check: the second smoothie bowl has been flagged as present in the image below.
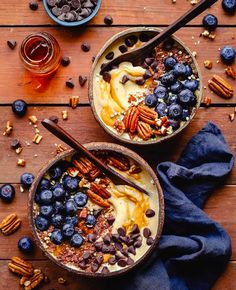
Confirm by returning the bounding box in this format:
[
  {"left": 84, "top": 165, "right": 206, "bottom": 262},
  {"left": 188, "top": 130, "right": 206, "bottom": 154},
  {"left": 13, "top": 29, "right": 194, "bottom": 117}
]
[
  {"left": 89, "top": 27, "right": 203, "bottom": 145},
  {"left": 29, "top": 142, "right": 164, "bottom": 278}
]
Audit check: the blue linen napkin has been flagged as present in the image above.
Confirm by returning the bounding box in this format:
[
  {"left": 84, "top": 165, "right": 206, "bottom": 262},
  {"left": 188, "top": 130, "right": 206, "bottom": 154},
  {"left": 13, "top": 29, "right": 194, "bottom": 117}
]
[{"left": 106, "top": 122, "right": 234, "bottom": 290}]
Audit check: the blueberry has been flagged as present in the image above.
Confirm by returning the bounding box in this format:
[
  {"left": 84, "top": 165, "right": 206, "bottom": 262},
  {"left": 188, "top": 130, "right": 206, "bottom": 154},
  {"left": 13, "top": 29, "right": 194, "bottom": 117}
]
[
  {"left": 183, "top": 80, "right": 199, "bottom": 91},
  {"left": 173, "top": 63, "right": 187, "bottom": 77},
  {"left": 202, "top": 14, "right": 218, "bottom": 31},
  {"left": 169, "top": 119, "right": 180, "bottom": 130},
  {"left": 65, "top": 216, "right": 78, "bottom": 226},
  {"left": 20, "top": 173, "right": 35, "bottom": 189},
  {"left": 164, "top": 56, "right": 177, "bottom": 69},
  {"left": 0, "top": 184, "right": 15, "bottom": 203},
  {"left": 222, "top": 0, "right": 236, "bottom": 13},
  {"left": 49, "top": 166, "right": 63, "bottom": 180},
  {"left": 182, "top": 109, "right": 190, "bottom": 121},
  {"left": 153, "top": 85, "right": 168, "bottom": 100},
  {"left": 51, "top": 229, "right": 64, "bottom": 245},
  {"left": 185, "top": 65, "right": 192, "bottom": 77},
  {"left": 65, "top": 199, "right": 77, "bottom": 216},
  {"left": 168, "top": 104, "right": 183, "bottom": 120},
  {"left": 34, "top": 193, "right": 41, "bottom": 204},
  {"left": 40, "top": 205, "right": 54, "bottom": 218},
  {"left": 166, "top": 94, "right": 179, "bottom": 105},
  {"left": 155, "top": 103, "right": 168, "bottom": 117},
  {"left": 170, "top": 81, "right": 182, "bottom": 94},
  {"left": 39, "top": 190, "right": 54, "bottom": 205},
  {"left": 74, "top": 192, "right": 88, "bottom": 208},
  {"left": 54, "top": 201, "right": 65, "bottom": 214},
  {"left": 35, "top": 215, "right": 50, "bottom": 231},
  {"left": 144, "top": 94, "right": 158, "bottom": 107},
  {"left": 178, "top": 89, "right": 195, "bottom": 107},
  {"left": 18, "top": 236, "right": 33, "bottom": 253},
  {"left": 12, "top": 99, "right": 27, "bottom": 117},
  {"left": 62, "top": 175, "right": 79, "bottom": 192},
  {"left": 62, "top": 223, "right": 75, "bottom": 238},
  {"left": 220, "top": 45, "right": 236, "bottom": 64},
  {"left": 86, "top": 214, "right": 96, "bottom": 228},
  {"left": 51, "top": 182, "right": 64, "bottom": 191},
  {"left": 51, "top": 214, "right": 64, "bottom": 228},
  {"left": 70, "top": 233, "right": 84, "bottom": 247},
  {"left": 160, "top": 71, "right": 176, "bottom": 86},
  {"left": 53, "top": 187, "right": 65, "bottom": 200},
  {"left": 38, "top": 178, "right": 50, "bottom": 191}
]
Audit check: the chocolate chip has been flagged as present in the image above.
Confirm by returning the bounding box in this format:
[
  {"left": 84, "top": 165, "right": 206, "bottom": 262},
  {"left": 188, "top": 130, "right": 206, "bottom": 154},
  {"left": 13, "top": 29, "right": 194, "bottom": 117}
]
[
  {"left": 102, "top": 72, "right": 111, "bottom": 83},
  {"left": 144, "top": 69, "right": 152, "bottom": 79},
  {"left": 52, "top": 6, "right": 62, "bottom": 16},
  {"left": 120, "top": 248, "right": 129, "bottom": 257},
  {"left": 71, "top": 0, "right": 81, "bottom": 9},
  {"left": 130, "top": 224, "right": 140, "bottom": 234},
  {"left": 91, "top": 262, "right": 99, "bottom": 272},
  {"left": 139, "top": 33, "right": 150, "bottom": 42},
  {"left": 65, "top": 11, "right": 76, "bottom": 21},
  {"left": 107, "top": 216, "right": 115, "bottom": 225},
  {"left": 119, "top": 45, "right": 128, "bottom": 53},
  {"left": 94, "top": 241, "right": 103, "bottom": 251},
  {"left": 134, "top": 240, "right": 142, "bottom": 248},
  {"left": 146, "top": 237, "right": 154, "bottom": 245},
  {"left": 83, "top": 0, "right": 95, "bottom": 8},
  {"left": 103, "top": 235, "right": 111, "bottom": 245},
  {"left": 61, "top": 56, "right": 70, "bottom": 67},
  {"left": 125, "top": 35, "right": 138, "bottom": 47},
  {"left": 129, "top": 233, "right": 140, "bottom": 240},
  {"left": 104, "top": 15, "right": 113, "bottom": 25},
  {"left": 143, "top": 228, "right": 151, "bottom": 238},
  {"left": 108, "top": 256, "right": 116, "bottom": 265},
  {"left": 80, "top": 8, "right": 91, "bottom": 17},
  {"left": 79, "top": 75, "right": 87, "bottom": 87},
  {"left": 105, "top": 51, "right": 114, "bottom": 60},
  {"left": 135, "top": 78, "right": 145, "bottom": 86},
  {"left": 145, "top": 57, "right": 155, "bottom": 65},
  {"left": 49, "top": 115, "right": 59, "bottom": 124},
  {"left": 117, "top": 259, "right": 127, "bottom": 267},
  {"left": 119, "top": 236, "right": 128, "bottom": 244},
  {"left": 145, "top": 209, "right": 155, "bottom": 218},
  {"left": 47, "top": 0, "right": 57, "bottom": 7},
  {"left": 115, "top": 242, "right": 123, "bottom": 250},
  {"left": 115, "top": 253, "right": 123, "bottom": 260},
  {"left": 101, "top": 245, "right": 111, "bottom": 253},
  {"left": 121, "top": 75, "right": 129, "bottom": 84},
  {"left": 66, "top": 78, "right": 74, "bottom": 88},
  {"left": 127, "top": 257, "right": 134, "bottom": 265},
  {"left": 95, "top": 254, "right": 104, "bottom": 265},
  {"left": 11, "top": 139, "right": 21, "bottom": 149},
  {"left": 29, "top": 0, "right": 38, "bottom": 11},
  {"left": 101, "top": 266, "right": 110, "bottom": 274},
  {"left": 83, "top": 251, "right": 91, "bottom": 260},
  {"left": 117, "top": 227, "right": 126, "bottom": 237},
  {"left": 79, "top": 261, "right": 87, "bottom": 270},
  {"left": 61, "top": 4, "right": 70, "bottom": 12},
  {"left": 111, "top": 234, "right": 120, "bottom": 242},
  {"left": 150, "top": 61, "right": 158, "bottom": 71},
  {"left": 81, "top": 42, "right": 91, "bottom": 52},
  {"left": 128, "top": 245, "right": 136, "bottom": 255},
  {"left": 7, "top": 40, "right": 17, "bottom": 50}
]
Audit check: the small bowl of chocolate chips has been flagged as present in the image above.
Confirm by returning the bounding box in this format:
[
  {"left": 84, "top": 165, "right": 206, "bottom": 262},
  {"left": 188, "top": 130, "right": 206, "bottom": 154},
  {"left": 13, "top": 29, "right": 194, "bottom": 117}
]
[{"left": 43, "top": 0, "right": 101, "bottom": 27}]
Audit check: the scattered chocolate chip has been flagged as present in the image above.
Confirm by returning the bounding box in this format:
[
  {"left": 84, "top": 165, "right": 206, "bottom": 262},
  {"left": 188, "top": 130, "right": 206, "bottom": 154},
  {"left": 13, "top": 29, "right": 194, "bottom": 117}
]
[
  {"left": 115, "top": 242, "right": 123, "bottom": 250},
  {"left": 144, "top": 69, "right": 153, "bottom": 79},
  {"left": 103, "top": 235, "right": 111, "bottom": 245},
  {"left": 115, "top": 253, "right": 122, "bottom": 260},
  {"left": 135, "top": 78, "right": 145, "bottom": 86},
  {"left": 105, "top": 51, "right": 115, "bottom": 60},
  {"left": 61, "top": 56, "right": 70, "bottom": 67},
  {"left": 127, "top": 238, "right": 134, "bottom": 246},
  {"left": 127, "top": 257, "right": 134, "bottom": 265},
  {"left": 107, "top": 216, "right": 115, "bottom": 225},
  {"left": 79, "top": 75, "right": 87, "bottom": 87},
  {"left": 125, "top": 35, "right": 138, "bottom": 47},
  {"left": 130, "top": 224, "right": 140, "bottom": 234},
  {"left": 66, "top": 78, "right": 74, "bottom": 88},
  {"left": 139, "top": 33, "right": 150, "bottom": 42},
  {"left": 128, "top": 245, "right": 136, "bottom": 255},
  {"left": 108, "top": 256, "right": 116, "bottom": 265},
  {"left": 49, "top": 115, "right": 59, "bottom": 124},
  {"left": 83, "top": 251, "right": 91, "bottom": 260},
  {"left": 146, "top": 237, "right": 154, "bottom": 246},
  {"left": 29, "top": 0, "right": 38, "bottom": 11},
  {"left": 102, "top": 72, "right": 111, "bottom": 83},
  {"left": 108, "top": 245, "right": 116, "bottom": 254},
  {"left": 104, "top": 15, "right": 113, "bottom": 25},
  {"left": 81, "top": 42, "right": 91, "bottom": 52},
  {"left": 143, "top": 228, "right": 151, "bottom": 238},
  {"left": 134, "top": 240, "right": 142, "bottom": 248},
  {"left": 117, "top": 227, "right": 126, "bottom": 237},
  {"left": 7, "top": 40, "right": 17, "bottom": 50},
  {"left": 145, "top": 209, "right": 155, "bottom": 218},
  {"left": 91, "top": 262, "right": 99, "bottom": 272},
  {"left": 117, "top": 259, "right": 127, "bottom": 267},
  {"left": 101, "top": 266, "right": 110, "bottom": 274},
  {"left": 119, "top": 45, "right": 128, "bottom": 53},
  {"left": 11, "top": 139, "right": 21, "bottom": 149},
  {"left": 92, "top": 55, "right": 96, "bottom": 62},
  {"left": 121, "top": 75, "right": 129, "bottom": 84}
]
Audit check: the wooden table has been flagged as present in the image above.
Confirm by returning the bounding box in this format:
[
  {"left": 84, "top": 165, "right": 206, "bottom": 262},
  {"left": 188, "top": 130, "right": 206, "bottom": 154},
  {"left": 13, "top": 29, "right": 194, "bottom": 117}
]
[{"left": 0, "top": 0, "right": 235, "bottom": 289}]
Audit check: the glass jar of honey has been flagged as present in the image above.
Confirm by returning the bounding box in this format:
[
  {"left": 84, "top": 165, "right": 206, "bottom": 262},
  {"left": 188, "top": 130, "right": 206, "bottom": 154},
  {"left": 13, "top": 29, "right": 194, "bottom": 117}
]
[{"left": 19, "top": 32, "right": 61, "bottom": 77}]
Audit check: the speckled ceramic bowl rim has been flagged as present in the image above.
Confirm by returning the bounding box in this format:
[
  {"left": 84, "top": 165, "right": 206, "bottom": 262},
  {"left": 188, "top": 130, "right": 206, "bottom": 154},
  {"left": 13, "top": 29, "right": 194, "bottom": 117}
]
[
  {"left": 89, "top": 27, "right": 203, "bottom": 146},
  {"left": 28, "top": 142, "right": 164, "bottom": 278},
  {"left": 43, "top": 0, "right": 102, "bottom": 27}
]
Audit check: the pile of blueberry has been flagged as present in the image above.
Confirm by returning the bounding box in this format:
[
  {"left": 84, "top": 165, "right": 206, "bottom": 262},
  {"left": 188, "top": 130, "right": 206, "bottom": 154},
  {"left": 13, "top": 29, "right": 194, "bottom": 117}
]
[
  {"left": 144, "top": 56, "right": 199, "bottom": 130},
  {"left": 34, "top": 161, "right": 96, "bottom": 247}
]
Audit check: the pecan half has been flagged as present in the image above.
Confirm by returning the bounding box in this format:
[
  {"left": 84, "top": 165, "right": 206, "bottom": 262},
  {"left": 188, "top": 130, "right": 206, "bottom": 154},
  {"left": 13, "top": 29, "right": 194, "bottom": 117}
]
[
  {"left": 129, "top": 164, "right": 142, "bottom": 174},
  {"left": 8, "top": 257, "right": 34, "bottom": 277},
  {"left": 137, "top": 105, "right": 157, "bottom": 125},
  {"left": 90, "top": 182, "right": 111, "bottom": 199},
  {"left": 0, "top": 213, "right": 21, "bottom": 235},
  {"left": 137, "top": 122, "right": 153, "bottom": 140},
  {"left": 73, "top": 157, "right": 93, "bottom": 175},
  {"left": 24, "top": 269, "right": 44, "bottom": 290},
  {"left": 67, "top": 167, "right": 80, "bottom": 177},
  {"left": 107, "top": 152, "right": 130, "bottom": 171},
  {"left": 123, "top": 106, "right": 139, "bottom": 133},
  {"left": 87, "top": 189, "right": 110, "bottom": 208},
  {"left": 89, "top": 167, "right": 101, "bottom": 181},
  {"left": 208, "top": 75, "right": 233, "bottom": 99}
]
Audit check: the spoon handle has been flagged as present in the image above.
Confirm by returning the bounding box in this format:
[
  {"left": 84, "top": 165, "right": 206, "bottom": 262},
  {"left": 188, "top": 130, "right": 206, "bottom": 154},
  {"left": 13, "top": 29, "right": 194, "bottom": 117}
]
[{"left": 41, "top": 118, "right": 151, "bottom": 196}]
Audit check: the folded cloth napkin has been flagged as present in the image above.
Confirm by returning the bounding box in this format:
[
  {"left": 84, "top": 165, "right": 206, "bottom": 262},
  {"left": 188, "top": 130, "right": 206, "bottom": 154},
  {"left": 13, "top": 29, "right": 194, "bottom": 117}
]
[{"left": 105, "top": 122, "right": 234, "bottom": 290}]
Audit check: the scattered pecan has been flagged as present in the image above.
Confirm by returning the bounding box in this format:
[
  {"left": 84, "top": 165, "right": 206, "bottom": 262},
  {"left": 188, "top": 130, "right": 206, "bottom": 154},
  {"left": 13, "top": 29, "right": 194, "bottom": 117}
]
[
  {"left": 229, "top": 113, "right": 235, "bottom": 122},
  {"left": 208, "top": 75, "right": 233, "bottom": 99},
  {"left": 4, "top": 121, "right": 13, "bottom": 136},
  {"left": 73, "top": 157, "right": 93, "bottom": 175},
  {"left": 113, "top": 119, "right": 125, "bottom": 135},
  {"left": 24, "top": 269, "right": 44, "bottom": 290},
  {"left": 56, "top": 144, "right": 67, "bottom": 154},
  {"left": 200, "top": 30, "right": 216, "bottom": 40},
  {"left": 225, "top": 66, "right": 236, "bottom": 79},
  {"left": 203, "top": 96, "right": 212, "bottom": 107},
  {"left": 204, "top": 60, "right": 213, "bottom": 69},
  {"left": 87, "top": 189, "right": 110, "bottom": 208},
  {"left": 0, "top": 213, "right": 21, "bottom": 235},
  {"left": 32, "top": 133, "right": 43, "bottom": 144},
  {"left": 137, "top": 105, "right": 157, "bottom": 125},
  {"left": 8, "top": 257, "right": 34, "bottom": 277},
  {"left": 90, "top": 182, "right": 111, "bottom": 199},
  {"left": 69, "top": 96, "right": 79, "bottom": 109},
  {"left": 17, "top": 158, "right": 26, "bottom": 167},
  {"left": 137, "top": 122, "right": 153, "bottom": 140},
  {"left": 128, "top": 95, "right": 137, "bottom": 103},
  {"left": 28, "top": 116, "right": 38, "bottom": 124},
  {"left": 62, "top": 110, "right": 68, "bottom": 120},
  {"left": 107, "top": 152, "right": 130, "bottom": 171},
  {"left": 123, "top": 106, "right": 139, "bottom": 133},
  {"left": 58, "top": 277, "right": 66, "bottom": 284}
]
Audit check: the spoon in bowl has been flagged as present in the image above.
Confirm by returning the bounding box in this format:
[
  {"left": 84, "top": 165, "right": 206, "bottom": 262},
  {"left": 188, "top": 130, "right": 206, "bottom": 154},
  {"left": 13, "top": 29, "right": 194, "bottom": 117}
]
[{"left": 100, "top": 0, "right": 218, "bottom": 74}]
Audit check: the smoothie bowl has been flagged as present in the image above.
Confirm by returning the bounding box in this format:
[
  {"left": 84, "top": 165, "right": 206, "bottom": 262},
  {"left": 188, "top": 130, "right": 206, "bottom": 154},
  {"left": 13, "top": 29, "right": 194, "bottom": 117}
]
[
  {"left": 89, "top": 28, "right": 203, "bottom": 145},
  {"left": 29, "top": 143, "right": 164, "bottom": 277}
]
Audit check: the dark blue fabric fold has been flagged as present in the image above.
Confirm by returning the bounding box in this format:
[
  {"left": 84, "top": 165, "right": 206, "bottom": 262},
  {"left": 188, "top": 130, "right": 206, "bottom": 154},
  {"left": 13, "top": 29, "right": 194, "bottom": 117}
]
[{"left": 105, "top": 122, "right": 234, "bottom": 290}]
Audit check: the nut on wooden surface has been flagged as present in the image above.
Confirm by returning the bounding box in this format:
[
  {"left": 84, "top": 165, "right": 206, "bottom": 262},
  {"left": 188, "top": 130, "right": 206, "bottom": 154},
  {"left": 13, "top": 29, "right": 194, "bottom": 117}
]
[{"left": 0, "top": 213, "right": 21, "bottom": 235}]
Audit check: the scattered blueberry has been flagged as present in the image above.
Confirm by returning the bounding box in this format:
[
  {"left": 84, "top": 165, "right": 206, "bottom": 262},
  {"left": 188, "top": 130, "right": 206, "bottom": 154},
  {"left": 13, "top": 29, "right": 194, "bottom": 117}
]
[
  {"left": 183, "top": 80, "right": 199, "bottom": 91},
  {"left": 70, "top": 233, "right": 84, "bottom": 247},
  {"left": 40, "top": 205, "right": 54, "bottom": 218},
  {"left": 74, "top": 192, "right": 88, "bottom": 208},
  {"left": 49, "top": 165, "right": 63, "bottom": 180},
  {"left": 0, "top": 184, "right": 15, "bottom": 203},
  {"left": 35, "top": 215, "right": 50, "bottom": 231},
  {"left": 39, "top": 190, "right": 54, "bottom": 205},
  {"left": 220, "top": 45, "right": 236, "bottom": 64},
  {"left": 169, "top": 119, "right": 180, "bottom": 130},
  {"left": 202, "top": 14, "right": 218, "bottom": 31},
  {"left": 21, "top": 173, "right": 35, "bottom": 189},
  {"left": 38, "top": 178, "right": 50, "bottom": 191},
  {"left": 62, "top": 175, "right": 79, "bottom": 192},
  {"left": 182, "top": 109, "right": 190, "bottom": 121},
  {"left": 166, "top": 94, "right": 178, "bottom": 105},
  {"left": 54, "top": 201, "right": 65, "bottom": 214},
  {"left": 53, "top": 187, "right": 65, "bottom": 200},
  {"left": 178, "top": 89, "right": 195, "bottom": 107},
  {"left": 164, "top": 56, "right": 177, "bottom": 69},
  {"left": 62, "top": 223, "right": 75, "bottom": 238},
  {"left": 86, "top": 214, "right": 96, "bottom": 227},
  {"left": 65, "top": 216, "right": 78, "bottom": 226},
  {"left": 18, "top": 236, "right": 33, "bottom": 253},
  {"left": 170, "top": 81, "right": 183, "bottom": 94},
  {"left": 168, "top": 104, "right": 183, "bottom": 119},
  {"left": 153, "top": 85, "right": 168, "bottom": 100},
  {"left": 222, "top": 0, "right": 236, "bottom": 13},
  {"left": 51, "top": 229, "right": 64, "bottom": 245},
  {"left": 155, "top": 103, "right": 168, "bottom": 117},
  {"left": 65, "top": 199, "right": 77, "bottom": 216},
  {"left": 160, "top": 71, "right": 176, "bottom": 86},
  {"left": 173, "top": 63, "right": 187, "bottom": 77},
  {"left": 51, "top": 214, "right": 64, "bottom": 228},
  {"left": 145, "top": 94, "right": 158, "bottom": 107},
  {"left": 12, "top": 99, "right": 27, "bottom": 117}
]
